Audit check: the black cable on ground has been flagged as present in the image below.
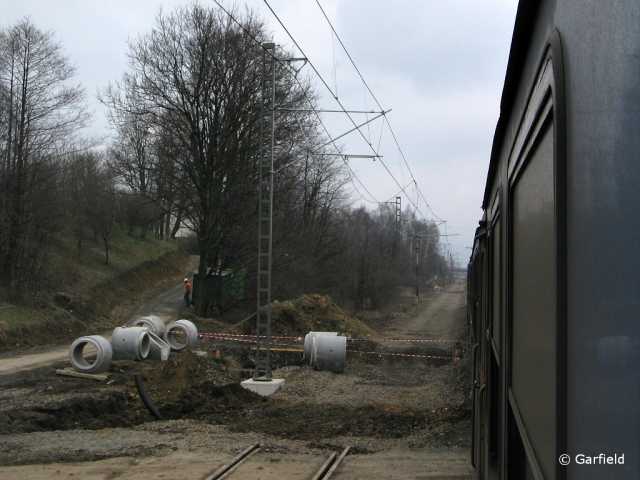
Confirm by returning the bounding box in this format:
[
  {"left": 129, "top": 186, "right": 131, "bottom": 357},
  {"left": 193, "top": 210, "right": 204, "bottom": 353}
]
[{"left": 134, "top": 374, "right": 163, "bottom": 420}]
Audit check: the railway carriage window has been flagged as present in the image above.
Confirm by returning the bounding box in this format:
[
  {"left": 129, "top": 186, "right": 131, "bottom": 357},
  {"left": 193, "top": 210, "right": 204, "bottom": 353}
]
[{"left": 510, "top": 120, "right": 556, "bottom": 479}]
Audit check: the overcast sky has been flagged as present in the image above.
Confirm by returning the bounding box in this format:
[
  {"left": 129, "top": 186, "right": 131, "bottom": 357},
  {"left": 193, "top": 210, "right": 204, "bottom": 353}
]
[{"left": 4, "top": 0, "right": 518, "bottom": 265}]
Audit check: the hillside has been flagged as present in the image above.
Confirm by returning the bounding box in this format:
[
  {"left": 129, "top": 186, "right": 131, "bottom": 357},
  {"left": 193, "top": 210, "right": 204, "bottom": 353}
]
[{"left": 0, "top": 228, "right": 190, "bottom": 351}]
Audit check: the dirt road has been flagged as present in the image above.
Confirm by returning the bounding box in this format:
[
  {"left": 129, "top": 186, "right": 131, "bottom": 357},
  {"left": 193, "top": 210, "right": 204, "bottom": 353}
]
[
  {"left": 0, "top": 279, "right": 190, "bottom": 377},
  {"left": 385, "top": 281, "right": 467, "bottom": 340},
  {"left": 0, "top": 281, "right": 472, "bottom": 479}
]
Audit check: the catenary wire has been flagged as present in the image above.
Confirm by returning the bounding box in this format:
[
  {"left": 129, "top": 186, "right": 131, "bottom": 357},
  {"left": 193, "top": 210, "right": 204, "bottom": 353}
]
[
  {"left": 313, "top": 0, "right": 446, "bottom": 223},
  {"left": 211, "top": 0, "right": 379, "bottom": 204},
  {"left": 262, "top": 0, "right": 428, "bottom": 218}
]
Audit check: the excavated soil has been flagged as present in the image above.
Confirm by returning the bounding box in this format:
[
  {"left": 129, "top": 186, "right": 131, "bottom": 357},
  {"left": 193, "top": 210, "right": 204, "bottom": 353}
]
[
  {"left": 234, "top": 294, "right": 376, "bottom": 338},
  {"left": 0, "top": 348, "right": 469, "bottom": 449},
  {"left": 0, "top": 351, "right": 255, "bottom": 435},
  {"left": 0, "top": 282, "right": 471, "bottom": 471}
]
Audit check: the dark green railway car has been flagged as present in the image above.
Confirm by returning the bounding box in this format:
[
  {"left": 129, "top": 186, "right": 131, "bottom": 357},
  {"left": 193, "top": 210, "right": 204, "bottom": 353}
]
[{"left": 468, "top": 1, "right": 640, "bottom": 478}]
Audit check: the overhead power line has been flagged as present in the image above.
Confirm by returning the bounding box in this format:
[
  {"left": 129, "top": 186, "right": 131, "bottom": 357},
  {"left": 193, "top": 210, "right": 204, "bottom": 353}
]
[
  {"left": 262, "top": 0, "right": 428, "bottom": 219},
  {"left": 211, "top": 0, "right": 379, "bottom": 204},
  {"left": 313, "top": 0, "right": 445, "bottom": 224}
]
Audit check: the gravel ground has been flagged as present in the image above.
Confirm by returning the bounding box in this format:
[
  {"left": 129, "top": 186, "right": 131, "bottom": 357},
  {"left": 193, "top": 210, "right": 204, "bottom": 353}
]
[
  {"left": 273, "top": 360, "right": 462, "bottom": 411},
  {"left": 0, "top": 281, "right": 472, "bottom": 478}
]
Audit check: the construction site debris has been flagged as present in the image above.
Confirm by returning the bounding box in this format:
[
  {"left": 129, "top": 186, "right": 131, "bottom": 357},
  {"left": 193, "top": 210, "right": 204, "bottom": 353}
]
[
  {"left": 311, "top": 334, "right": 347, "bottom": 373},
  {"left": 267, "top": 294, "right": 375, "bottom": 337},
  {"left": 55, "top": 368, "right": 110, "bottom": 382},
  {"left": 146, "top": 331, "right": 170, "bottom": 361},
  {"left": 132, "top": 315, "right": 166, "bottom": 337},
  {"left": 303, "top": 332, "right": 337, "bottom": 361},
  {"left": 164, "top": 319, "right": 199, "bottom": 351},
  {"left": 69, "top": 335, "right": 113, "bottom": 373},
  {"left": 134, "top": 374, "right": 162, "bottom": 419},
  {"left": 112, "top": 326, "right": 151, "bottom": 361},
  {"left": 240, "top": 378, "right": 285, "bottom": 397}
]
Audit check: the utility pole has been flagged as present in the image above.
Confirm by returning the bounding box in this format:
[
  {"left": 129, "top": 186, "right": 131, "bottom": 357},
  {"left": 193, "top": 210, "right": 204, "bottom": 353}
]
[
  {"left": 392, "top": 196, "right": 401, "bottom": 257},
  {"left": 414, "top": 233, "right": 420, "bottom": 303},
  {"left": 254, "top": 42, "right": 276, "bottom": 381}
]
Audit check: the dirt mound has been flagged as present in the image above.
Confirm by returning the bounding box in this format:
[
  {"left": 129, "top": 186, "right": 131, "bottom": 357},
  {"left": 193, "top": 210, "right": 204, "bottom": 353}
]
[
  {"left": 135, "top": 351, "right": 264, "bottom": 421},
  {"left": 257, "top": 294, "right": 375, "bottom": 337},
  {"left": 141, "top": 350, "right": 239, "bottom": 405}
]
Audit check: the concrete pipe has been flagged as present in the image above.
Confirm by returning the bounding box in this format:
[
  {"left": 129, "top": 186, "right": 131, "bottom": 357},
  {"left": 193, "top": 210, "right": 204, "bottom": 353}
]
[
  {"left": 312, "top": 334, "right": 347, "bottom": 373},
  {"left": 111, "top": 326, "right": 151, "bottom": 361},
  {"left": 69, "top": 335, "right": 113, "bottom": 373},
  {"left": 164, "top": 319, "right": 198, "bottom": 351},
  {"left": 146, "top": 331, "right": 170, "bottom": 361},
  {"left": 303, "top": 332, "right": 338, "bottom": 364},
  {"left": 132, "top": 315, "right": 166, "bottom": 337}
]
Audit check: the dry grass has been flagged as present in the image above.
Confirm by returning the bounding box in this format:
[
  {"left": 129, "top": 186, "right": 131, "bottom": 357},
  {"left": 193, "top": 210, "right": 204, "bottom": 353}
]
[
  {"left": 0, "top": 231, "right": 186, "bottom": 350},
  {"left": 47, "top": 227, "right": 178, "bottom": 294}
]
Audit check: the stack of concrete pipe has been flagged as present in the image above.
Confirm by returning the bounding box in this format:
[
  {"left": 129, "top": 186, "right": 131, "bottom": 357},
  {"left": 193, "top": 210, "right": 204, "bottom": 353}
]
[
  {"left": 68, "top": 318, "right": 199, "bottom": 374},
  {"left": 303, "top": 331, "right": 346, "bottom": 373}
]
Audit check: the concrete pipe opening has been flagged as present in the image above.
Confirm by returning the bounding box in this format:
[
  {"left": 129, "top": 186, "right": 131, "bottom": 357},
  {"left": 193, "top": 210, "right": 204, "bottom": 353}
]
[
  {"left": 133, "top": 315, "right": 166, "bottom": 337},
  {"left": 69, "top": 335, "right": 112, "bottom": 373},
  {"left": 165, "top": 323, "right": 189, "bottom": 351},
  {"left": 112, "top": 327, "right": 151, "bottom": 361},
  {"left": 139, "top": 331, "right": 151, "bottom": 358},
  {"left": 164, "top": 319, "right": 198, "bottom": 351},
  {"left": 175, "top": 319, "right": 198, "bottom": 345}
]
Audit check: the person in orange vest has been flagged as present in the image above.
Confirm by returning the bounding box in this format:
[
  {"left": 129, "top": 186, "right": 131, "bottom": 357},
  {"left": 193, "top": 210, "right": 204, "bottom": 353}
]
[{"left": 183, "top": 278, "right": 193, "bottom": 307}]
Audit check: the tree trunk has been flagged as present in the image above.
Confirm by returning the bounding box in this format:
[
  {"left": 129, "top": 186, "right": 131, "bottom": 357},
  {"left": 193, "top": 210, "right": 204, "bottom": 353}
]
[
  {"left": 170, "top": 209, "right": 183, "bottom": 239},
  {"left": 103, "top": 235, "right": 110, "bottom": 265},
  {"left": 164, "top": 212, "right": 171, "bottom": 240},
  {"left": 195, "top": 247, "right": 208, "bottom": 316}
]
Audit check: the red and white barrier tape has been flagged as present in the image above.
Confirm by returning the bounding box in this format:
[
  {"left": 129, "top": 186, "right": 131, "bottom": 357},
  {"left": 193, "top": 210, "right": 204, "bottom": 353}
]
[
  {"left": 200, "top": 335, "right": 298, "bottom": 349},
  {"left": 201, "top": 335, "right": 461, "bottom": 361},
  {"left": 348, "top": 350, "right": 460, "bottom": 361},
  {"left": 200, "top": 331, "right": 466, "bottom": 345},
  {"left": 200, "top": 332, "right": 303, "bottom": 341},
  {"left": 348, "top": 337, "right": 463, "bottom": 345}
]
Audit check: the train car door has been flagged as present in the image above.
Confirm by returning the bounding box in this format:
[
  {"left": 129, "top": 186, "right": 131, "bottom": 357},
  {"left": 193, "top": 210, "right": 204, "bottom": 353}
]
[
  {"left": 484, "top": 209, "right": 502, "bottom": 480},
  {"left": 471, "top": 229, "right": 487, "bottom": 471}
]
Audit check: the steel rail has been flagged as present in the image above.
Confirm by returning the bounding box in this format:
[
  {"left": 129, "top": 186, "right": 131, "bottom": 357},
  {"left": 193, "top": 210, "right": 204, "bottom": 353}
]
[
  {"left": 310, "top": 452, "right": 338, "bottom": 480},
  {"left": 321, "top": 446, "right": 351, "bottom": 479},
  {"left": 205, "top": 444, "right": 261, "bottom": 480}
]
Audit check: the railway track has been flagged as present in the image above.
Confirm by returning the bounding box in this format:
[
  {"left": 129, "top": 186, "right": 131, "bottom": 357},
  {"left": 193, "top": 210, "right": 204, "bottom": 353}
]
[{"left": 205, "top": 444, "right": 351, "bottom": 480}]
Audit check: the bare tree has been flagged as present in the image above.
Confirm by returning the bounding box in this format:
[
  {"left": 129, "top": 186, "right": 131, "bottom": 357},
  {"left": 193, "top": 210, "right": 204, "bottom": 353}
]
[
  {"left": 101, "top": 5, "right": 314, "bottom": 313},
  {"left": 99, "top": 4, "right": 446, "bottom": 313},
  {"left": 0, "top": 18, "right": 87, "bottom": 296}
]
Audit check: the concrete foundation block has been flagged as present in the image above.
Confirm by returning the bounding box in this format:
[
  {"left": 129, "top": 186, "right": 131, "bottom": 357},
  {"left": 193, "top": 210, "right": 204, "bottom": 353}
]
[{"left": 240, "top": 378, "right": 285, "bottom": 397}]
